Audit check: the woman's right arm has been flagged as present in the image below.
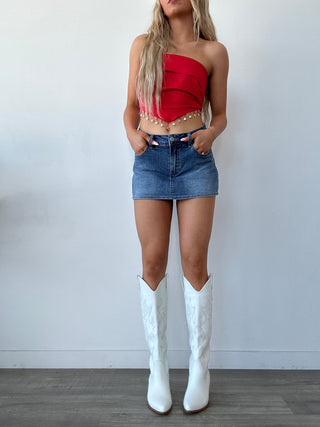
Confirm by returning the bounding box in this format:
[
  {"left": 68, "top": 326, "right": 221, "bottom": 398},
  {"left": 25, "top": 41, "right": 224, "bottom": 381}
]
[{"left": 123, "top": 34, "right": 150, "bottom": 155}]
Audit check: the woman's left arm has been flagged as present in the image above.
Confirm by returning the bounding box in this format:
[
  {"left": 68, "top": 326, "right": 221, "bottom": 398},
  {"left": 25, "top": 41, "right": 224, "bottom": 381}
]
[{"left": 192, "top": 42, "right": 229, "bottom": 153}]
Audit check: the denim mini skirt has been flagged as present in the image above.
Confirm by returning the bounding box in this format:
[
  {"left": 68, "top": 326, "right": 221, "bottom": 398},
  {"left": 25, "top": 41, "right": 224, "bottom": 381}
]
[{"left": 132, "top": 124, "right": 219, "bottom": 200}]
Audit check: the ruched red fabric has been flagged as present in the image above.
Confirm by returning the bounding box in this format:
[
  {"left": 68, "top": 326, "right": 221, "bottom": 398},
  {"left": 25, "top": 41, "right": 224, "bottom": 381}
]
[{"left": 139, "top": 53, "right": 208, "bottom": 123}]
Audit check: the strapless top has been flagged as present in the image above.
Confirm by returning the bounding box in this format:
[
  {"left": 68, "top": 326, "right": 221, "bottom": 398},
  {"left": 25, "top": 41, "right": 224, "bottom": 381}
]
[{"left": 139, "top": 53, "right": 208, "bottom": 123}]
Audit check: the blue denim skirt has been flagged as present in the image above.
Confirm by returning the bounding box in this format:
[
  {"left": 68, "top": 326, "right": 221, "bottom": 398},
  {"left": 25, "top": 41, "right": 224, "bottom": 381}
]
[{"left": 132, "top": 124, "right": 219, "bottom": 200}]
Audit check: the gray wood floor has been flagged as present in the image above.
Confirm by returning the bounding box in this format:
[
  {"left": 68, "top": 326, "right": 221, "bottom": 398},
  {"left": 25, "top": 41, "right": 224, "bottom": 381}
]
[{"left": 0, "top": 369, "right": 320, "bottom": 426}]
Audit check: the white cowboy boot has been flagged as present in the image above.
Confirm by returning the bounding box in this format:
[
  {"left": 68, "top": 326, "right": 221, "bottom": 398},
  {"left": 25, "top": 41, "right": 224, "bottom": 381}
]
[
  {"left": 182, "top": 274, "right": 213, "bottom": 413},
  {"left": 138, "top": 274, "right": 172, "bottom": 414}
]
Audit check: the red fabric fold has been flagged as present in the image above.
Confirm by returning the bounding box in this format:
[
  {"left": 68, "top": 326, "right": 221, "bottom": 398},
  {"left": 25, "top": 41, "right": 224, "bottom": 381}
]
[{"left": 139, "top": 53, "right": 208, "bottom": 123}]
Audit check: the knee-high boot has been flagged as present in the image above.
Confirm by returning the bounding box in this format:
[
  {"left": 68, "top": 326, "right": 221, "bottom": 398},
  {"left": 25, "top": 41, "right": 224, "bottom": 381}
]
[
  {"left": 182, "top": 274, "right": 213, "bottom": 413},
  {"left": 138, "top": 274, "right": 172, "bottom": 414}
]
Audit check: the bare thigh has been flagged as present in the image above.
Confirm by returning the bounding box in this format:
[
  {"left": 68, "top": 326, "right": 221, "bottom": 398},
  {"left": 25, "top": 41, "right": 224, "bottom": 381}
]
[
  {"left": 134, "top": 199, "right": 173, "bottom": 290},
  {"left": 177, "top": 196, "right": 216, "bottom": 290}
]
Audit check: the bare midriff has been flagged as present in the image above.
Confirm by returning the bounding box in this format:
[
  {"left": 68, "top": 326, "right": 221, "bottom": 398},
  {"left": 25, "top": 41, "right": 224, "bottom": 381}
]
[{"left": 139, "top": 109, "right": 204, "bottom": 135}]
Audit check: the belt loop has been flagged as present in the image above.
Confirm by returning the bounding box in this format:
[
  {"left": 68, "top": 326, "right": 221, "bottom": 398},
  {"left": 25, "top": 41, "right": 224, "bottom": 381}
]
[
  {"left": 188, "top": 132, "right": 193, "bottom": 147},
  {"left": 148, "top": 134, "right": 154, "bottom": 147}
]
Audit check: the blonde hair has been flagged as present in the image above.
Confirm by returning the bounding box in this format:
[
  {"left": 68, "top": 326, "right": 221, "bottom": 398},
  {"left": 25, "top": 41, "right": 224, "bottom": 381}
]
[{"left": 136, "top": 0, "right": 217, "bottom": 125}]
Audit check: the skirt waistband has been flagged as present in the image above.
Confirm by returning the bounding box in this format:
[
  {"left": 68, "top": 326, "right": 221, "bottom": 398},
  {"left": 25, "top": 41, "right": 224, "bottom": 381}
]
[{"left": 145, "top": 124, "right": 206, "bottom": 147}]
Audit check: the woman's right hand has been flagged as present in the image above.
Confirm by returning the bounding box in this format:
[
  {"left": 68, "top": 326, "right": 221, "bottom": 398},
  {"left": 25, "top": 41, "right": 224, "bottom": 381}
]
[{"left": 127, "top": 129, "right": 150, "bottom": 155}]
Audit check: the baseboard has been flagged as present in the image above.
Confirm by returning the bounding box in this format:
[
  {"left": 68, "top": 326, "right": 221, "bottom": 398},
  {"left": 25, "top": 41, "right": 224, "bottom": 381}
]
[{"left": 0, "top": 349, "right": 319, "bottom": 369}]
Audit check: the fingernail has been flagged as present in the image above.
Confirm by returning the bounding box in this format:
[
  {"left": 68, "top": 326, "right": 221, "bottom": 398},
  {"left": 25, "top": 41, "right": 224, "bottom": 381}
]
[
  {"left": 180, "top": 137, "right": 188, "bottom": 141},
  {"left": 152, "top": 140, "right": 159, "bottom": 145}
]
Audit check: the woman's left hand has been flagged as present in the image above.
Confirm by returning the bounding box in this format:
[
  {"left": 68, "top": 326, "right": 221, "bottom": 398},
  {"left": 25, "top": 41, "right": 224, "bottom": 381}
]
[{"left": 189, "top": 127, "right": 215, "bottom": 155}]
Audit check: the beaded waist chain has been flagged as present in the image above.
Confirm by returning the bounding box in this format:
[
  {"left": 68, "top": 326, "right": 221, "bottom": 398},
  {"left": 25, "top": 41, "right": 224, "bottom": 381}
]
[{"left": 139, "top": 110, "right": 202, "bottom": 132}]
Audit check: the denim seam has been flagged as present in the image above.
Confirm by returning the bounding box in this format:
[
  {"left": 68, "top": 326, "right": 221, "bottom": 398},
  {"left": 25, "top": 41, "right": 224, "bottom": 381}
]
[{"left": 132, "top": 193, "right": 219, "bottom": 200}]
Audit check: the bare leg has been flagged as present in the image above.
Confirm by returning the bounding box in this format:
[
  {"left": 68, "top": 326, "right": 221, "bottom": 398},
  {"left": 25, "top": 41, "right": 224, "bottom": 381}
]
[
  {"left": 178, "top": 196, "right": 216, "bottom": 413},
  {"left": 135, "top": 199, "right": 173, "bottom": 414},
  {"left": 134, "top": 199, "right": 173, "bottom": 290},
  {"left": 176, "top": 196, "right": 216, "bottom": 291}
]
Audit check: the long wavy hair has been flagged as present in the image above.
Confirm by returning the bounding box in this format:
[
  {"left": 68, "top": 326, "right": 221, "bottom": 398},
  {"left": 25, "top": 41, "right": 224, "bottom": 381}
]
[{"left": 136, "top": 0, "right": 217, "bottom": 125}]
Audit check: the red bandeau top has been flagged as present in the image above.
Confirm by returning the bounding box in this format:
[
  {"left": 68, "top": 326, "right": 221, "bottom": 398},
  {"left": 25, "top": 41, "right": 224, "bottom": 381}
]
[{"left": 139, "top": 53, "right": 208, "bottom": 123}]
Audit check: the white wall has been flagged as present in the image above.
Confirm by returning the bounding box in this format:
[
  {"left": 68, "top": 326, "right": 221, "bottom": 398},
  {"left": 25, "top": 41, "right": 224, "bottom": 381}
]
[{"left": 0, "top": 0, "right": 319, "bottom": 369}]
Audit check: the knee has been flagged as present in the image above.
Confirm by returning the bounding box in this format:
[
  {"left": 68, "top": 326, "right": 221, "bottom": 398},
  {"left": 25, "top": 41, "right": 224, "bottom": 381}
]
[
  {"left": 142, "top": 249, "right": 168, "bottom": 281},
  {"left": 181, "top": 251, "right": 207, "bottom": 278}
]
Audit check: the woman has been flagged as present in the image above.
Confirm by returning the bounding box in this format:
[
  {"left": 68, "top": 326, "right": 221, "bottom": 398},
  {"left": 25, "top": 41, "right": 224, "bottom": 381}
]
[{"left": 123, "top": 0, "right": 228, "bottom": 415}]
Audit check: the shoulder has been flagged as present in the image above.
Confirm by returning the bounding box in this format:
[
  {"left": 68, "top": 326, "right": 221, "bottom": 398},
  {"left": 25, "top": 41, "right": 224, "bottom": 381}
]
[
  {"left": 202, "top": 40, "right": 229, "bottom": 75},
  {"left": 130, "top": 33, "right": 148, "bottom": 55},
  {"left": 204, "top": 40, "right": 228, "bottom": 62}
]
